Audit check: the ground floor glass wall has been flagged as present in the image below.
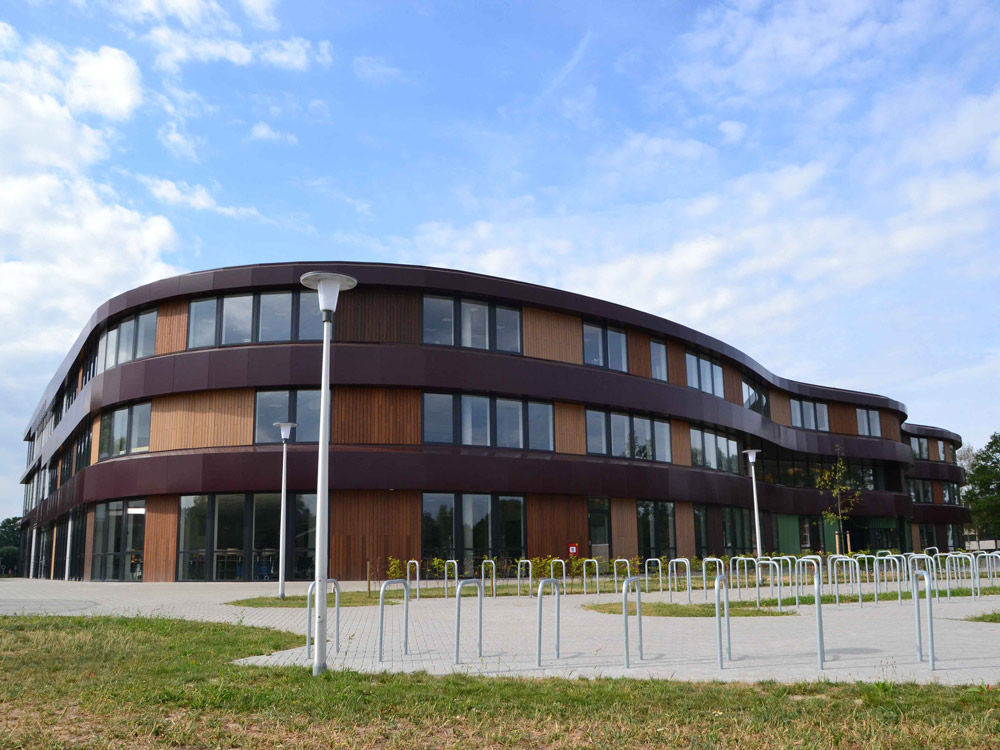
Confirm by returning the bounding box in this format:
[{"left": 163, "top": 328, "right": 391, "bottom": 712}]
[
  {"left": 637, "top": 500, "right": 676, "bottom": 560},
  {"left": 91, "top": 498, "right": 145, "bottom": 581},
  {"left": 421, "top": 492, "right": 525, "bottom": 573}
]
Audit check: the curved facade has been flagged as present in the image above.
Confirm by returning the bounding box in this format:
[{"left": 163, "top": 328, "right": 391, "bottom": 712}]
[{"left": 18, "top": 262, "right": 969, "bottom": 582}]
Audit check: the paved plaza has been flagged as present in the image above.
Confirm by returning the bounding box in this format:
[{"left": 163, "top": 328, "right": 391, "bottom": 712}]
[{"left": 2, "top": 577, "right": 998, "bottom": 684}]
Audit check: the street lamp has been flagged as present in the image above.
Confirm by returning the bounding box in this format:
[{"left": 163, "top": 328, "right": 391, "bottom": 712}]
[
  {"left": 742, "top": 449, "right": 763, "bottom": 558},
  {"left": 273, "top": 421, "right": 296, "bottom": 599},
  {"left": 300, "top": 271, "right": 357, "bottom": 676}
]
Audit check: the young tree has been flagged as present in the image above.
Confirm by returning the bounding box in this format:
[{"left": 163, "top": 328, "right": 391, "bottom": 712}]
[
  {"left": 815, "top": 447, "right": 862, "bottom": 553},
  {"left": 964, "top": 433, "right": 1000, "bottom": 540},
  {"left": 0, "top": 517, "right": 21, "bottom": 549}
]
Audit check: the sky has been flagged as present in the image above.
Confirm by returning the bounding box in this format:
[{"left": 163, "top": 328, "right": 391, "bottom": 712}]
[{"left": 1, "top": 0, "right": 999, "bottom": 520}]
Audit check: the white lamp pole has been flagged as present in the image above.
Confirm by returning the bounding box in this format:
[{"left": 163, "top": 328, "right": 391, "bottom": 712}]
[
  {"left": 301, "top": 271, "right": 357, "bottom": 676},
  {"left": 29, "top": 526, "right": 37, "bottom": 578},
  {"left": 743, "top": 449, "right": 763, "bottom": 558},
  {"left": 274, "top": 421, "right": 296, "bottom": 599}
]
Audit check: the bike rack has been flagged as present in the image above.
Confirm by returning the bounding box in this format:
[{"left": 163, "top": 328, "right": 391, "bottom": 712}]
[
  {"left": 714, "top": 573, "right": 731, "bottom": 669},
  {"left": 873, "top": 555, "right": 903, "bottom": 605},
  {"left": 908, "top": 554, "right": 939, "bottom": 600},
  {"left": 702, "top": 557, "right": 725, "bottom": 601},
  {"left": 377, "top": 579, "right": 410, "bottom": 663},
  {"left": 621, "top": 576, "right": 643, "bottom": 668},
  {"left": 305, "top": 579, "right": 341, "bottom": 658},
  {"left": 443, "top": 559, "right": 459, "bottom": 599},
  {"left": 812, "top": 568, "right": 825, "bottom": 670},
  {"left": 946, "top": 552, "right": 980, "bottom": 599},
  {"left": 757, "top": 559, "right": 782, "bottom": 611},
  {"left": 876, "top": 549, "right": 893, "bottom": 557},
  {"left": 481, "top": 559, "right": 496, "bottom": 598},
  {"left": 406, "top": 559, "right": 421, "bottom": 601},
  {"left": 613, "top": 558, "right": 631, "bottom": 593},
  {"left": 855, "top": 554, "right": 877, "bottom": 584},
  {"left": 829, "top": 555, "right": 862, "bottom": 606},
  {"left": 668, "top": 557, "right": 692, "bottom": 604},
  {"left": 454, "top": 579, "right": 484, "bottom": 664},
  {"left": 911, "top": 569, "right": 935, "bottom": 670},
  {"left": 517, "top": 559, "right": 533, "bottom": 597},
  {"left": 535, "top": 578, "right": 561, "bottom": 667},
  {"left": 924, "top": 546, "right": 939, "bottom": 557},
  {"left": 730, "top": 556, "right": 756, "bottom": 601},
  {"left": 550, "top": 558, "right": 567, "bottom": 594},
  {"left": 583, "top": 558, "right": 600, "bottom": 595},
  {"left": 644, "top": 557, "right": 663, "bottom": 593},
  {"left": 794, "top": 556, "right": 822, "bottom": 605}
]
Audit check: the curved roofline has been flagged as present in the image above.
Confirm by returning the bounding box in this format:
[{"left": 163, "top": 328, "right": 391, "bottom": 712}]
[
  {"left": 27, "top": 260, "right": 914, "bottom": 435},
  {"left": 902, "top": 423, "right": 963, "bottom": 446}
]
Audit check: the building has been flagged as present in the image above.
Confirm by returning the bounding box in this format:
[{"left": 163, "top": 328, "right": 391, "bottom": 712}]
[{"left": 17, "top": 262, "right": 969, "bottom": 582}]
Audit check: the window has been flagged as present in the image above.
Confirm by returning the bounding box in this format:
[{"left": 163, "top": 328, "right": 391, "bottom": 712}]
[
  {"left": 588, "top": 497, "right": 611, "bottom": 560},
  {"left": 422, "top": 295, "right": 522, "bottom": 354},
  {"left": 790, "top": 398, "right": 829, "bottom": 431},
  {"left": 586, "top": 410, "right": 607, "bottom": 454},
  {"left": 91, "top": 498, "right": 145, "bottom": 581},
  {"left": 856, "top": 408, "right": 882, "bottom": 437},
  {"left": 722, "top": 506, "right": 753, "bottom": 555},
  {"left": 607, "top": 328, "right": 627, "bottom": 372},
  {"left": 910, "top": 436, "right": 929, "bottom": 460},
  {"left": 297, "top": 291, "right": 323, "bottom": 340},
  {"left": 98, "top": 403, "right": 151, "bottom": 461},
  {"left": 937, "top": 441, "right": 946, "bottom": 462},
  {"left": 461, "top": 395, "right": 490, "bottom": 446},
  {"left": 423, "top": 393, "right": 554, "bottom": 452},
  {"left": 422, "top": 393, "right": 454, "bottom": 444},
  {"left": 610, "top": 413, "right": 631, "bottom": 458},
  {"left": 420, "top": 492, "right": 525, "bottom": 569},
  {"left": 258, "top": 292, "right": 293, "bottom": 342},
  {"left": 907, "top": 478, "right": 934, "bottom": 504},
  {"left": 188, "top": 298, "right": 217, "bottom": 349},
  {"left": 636, "top": 500, "right": 676, "bottom": 560},
  {"left": 74, "top": 427, "right": 92, "bottom": 473},
  {"left": 686, "top": 351, "right": 724, "bottom": 397},
  {"left": 221, "top": 295, "right": 253, "bottom": 345},
  {"left": 583, "top": 323, "right": 628, "bottom": 372},
  {"left": 495, "top": 399, "right": 523, "bottom": 449},
  {"left": 117, "top": 317, "right": 135, "bottom": 365},
  {"left": 690, "top": 426, "right": 740, "bottom": 474},
  {"left": 583, "top": 323, "right": 604, "bottom": 367},
  {"left": 527, "top": 402, "right": 554, "bottom": 451},
  {"left": 650, "top": 340, "right": 668, "bottom": 381},
  {"left": 585, "top": 409, "right": 670, "bottom": 463},
  {"left": 190, "top": 291, "right": 321, "bottom": 349},
  {"left": 632, "top": 417, "right": 652, "bottom": 460},
  {"left": 693, "top": 505, "right": 708, "bottom": 557},
  {"left": 742, "top": 378, "right": 770, "bottom": 417},
  {"left": 293, "top": 493, "right": 317, "bottom": 579},
  {"left": 251, "top": 493, "right": 281, "bottom": 581},
  {"left": 942, "top": 482, "right": 960, "bottom": 505},
  {"left": 213, "top": 494, "right": 245, "bottom": 580},
  {"left": 105, "top": 326, "right": 119, "bottom": 369},
  {"left": 136, "top": 310, "right": 157, "bottom": 359},
  {"left": 254, "top": 389, "right": 321, "bottom": 443},
  {"left": 421, "top": 493, "right": 455, "bottom": 559}
]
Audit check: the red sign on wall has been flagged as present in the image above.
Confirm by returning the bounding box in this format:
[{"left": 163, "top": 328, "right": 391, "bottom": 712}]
[{"left": 567, "top": 543, "right": 580, "bottom": 558}]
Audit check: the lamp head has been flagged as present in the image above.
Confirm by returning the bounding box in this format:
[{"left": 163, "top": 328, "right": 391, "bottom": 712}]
[
  {"left": 742, "top": 448, "right": 761, "bottom": 465},
  {"left": 274, "top": 421, "right": 296, "bottom": 441},
  {"left": 300, "top": 272, "right": 357, "bottom": 313}
]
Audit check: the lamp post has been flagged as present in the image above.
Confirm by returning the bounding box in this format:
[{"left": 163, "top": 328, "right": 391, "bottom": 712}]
[
  {"left": 273, "top": 421, "right": 296, "bottom": 599},
  {"left": 743, "top": 449, "right": 763, "bottom": 558},
  {"left": 300, "top": 271, "right": 357, "bottom": 676}
]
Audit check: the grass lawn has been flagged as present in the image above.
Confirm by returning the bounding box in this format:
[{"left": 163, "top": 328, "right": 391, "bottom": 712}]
[
  {"left": 966, "top": 611, "right": 1000, "bottom": 623},
  {"left": 585, "top": 601, "right": 793, "bottom": 617},
  {"left": 2, "top": 616, "right": 999, "bottom": 748}
]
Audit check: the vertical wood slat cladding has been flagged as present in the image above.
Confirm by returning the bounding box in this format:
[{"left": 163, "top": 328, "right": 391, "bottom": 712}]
[
  {"left": 328, "top": 490, "right": 421, "bottom": 580},
  {"left": 90, "top": 415, "right": 101, "bottom": 466},
  {"left": 879, "top": 411, "right": 901, "bottom": 443},
  {"left": 671, "top": 420, "right": 692, "bottom": 466},
  {"left": 911, "top": 523, "right": 921, "bottom": 553},
  {"left": 667, "top": 340, "right": 687, "bottom": 386},
  {"left": 522, "top": 307, "right": 583, "bottom": 364},
  {"left": 154, "top": 299, "right": 189, "bottom": 355},
  {"left": 722, "top": 364, "right": 743, "bottom": 406},
  {"left": 927, "top": 438, "right": 939, "bottom": 461},
  {"left": 526, "top": 494, "right": 589, "bottom": 558},
  {"left": 770, "top": 391, "right": 792, "bottom": 426},
  {"left": 932, "top": 481, "right": 944, "bottom": 504},
  {"left": 943, "top": 442, "right": 953, "bottom": 463},
  {"left": 331, "top": 387, "right": 421, "bottom": 444},
  {"left": 149, "top": 389, "right": 254, "bottom": 451},
  {"left": 554, "top": 402, "right": 587, "bottom": 455},
  {"left": 143, "top": 495, "right": 178, "bottom": 582},
  {"left": 334, "top": 287, "right": 420, "bottom": 344},
  {"left": 611, "top": 498, "right": 638, "bottom": 559},
  {"left": 83, "top": 505, "right": 94, "bottom": 581},
  {"left": 828, "top": 403, "right": 858, "bottom": 435},
  {"left": 674, "top": 501, "right": 696, "bottom": 558},
  {"left": 627, "top": 330, "right": 651, "bottom": 378}
]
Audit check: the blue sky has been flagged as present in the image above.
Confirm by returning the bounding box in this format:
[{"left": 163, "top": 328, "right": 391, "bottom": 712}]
[{"left": 2, "top": 0, "right": 999, "bottom": 519}]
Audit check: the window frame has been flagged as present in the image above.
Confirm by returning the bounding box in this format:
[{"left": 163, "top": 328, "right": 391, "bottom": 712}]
[
  {"left": 188, "top": 290, "right": 326, "bottom": 350},
  {"left": 420, "top": 294, "right": 523, "bottom": 355},
  {"left": 253, "top": 388, "right": 323, "bottom": 444}
]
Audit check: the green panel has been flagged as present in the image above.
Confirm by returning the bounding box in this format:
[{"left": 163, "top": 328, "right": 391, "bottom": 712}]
[
  {"left": 776, "top": 514, "right": 800, "bottom": 555},
  {"left": 823, "top": 518, "right": 840, "bottom": 554}
]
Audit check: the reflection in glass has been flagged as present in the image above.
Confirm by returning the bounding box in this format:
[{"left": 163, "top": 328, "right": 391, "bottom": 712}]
[
  {"left": 461, "top": 395, "right": 490, "bottom": 446},
  {"left": 252, "top": 493, "right": 281, "bottom": 580},
  {"left": 422, "top": 393, "right": 454, "bottom": 443},
  {"left": 461, "top": 299, "right": 489, "bottom": 349},
  {"left": 295, "top": 389, "right": 321, "bottom": 442},
  {"left": 293, "top": 493, "right": 316, "bottom": 579},
  {"left": 105, "top": 326, "right": 119, "bottom": 369},
  {"left": 586, "top": 410, "right": 607, "bottom": 454},
  {"left": 654, "top": 420, "right": 670, "bottom": 462},
  {"left": 497, "top": 496, "right": 524, "bottom": 557},
  {"left": 527, "top": 402, "right": 553, "bottom": 451},
  {"left": 583, "top": 323, "right": 604, "bottom": 366},
  {"left": 221, "top": 294, "right": 253, "bottom": 345},
  {"left": 214, "top": 494, "right": 245, "bottom": 580},
  {"left": 494, "top": 307, "right": 521, "bottom": 353},
  {"left": 258, "top": 292, "right": 292, "bottom": 342},
  {"left": 610, "top": 413, "right": 631, "bottom": 458},
  {"left": 421, "top": 493, "right": 454, "bottom": 558},
  {"left": 188, "top": 298, "right": 217, "bottom": 348},
  {"left": 135, "top": 311, "right": 157, "bottom": 359},
  {"left": 495, "top": 398, "right": 523, "bottom": 449},
  {"left": 129, "top": 402, "right": 151, "bottom": 453},
  {"left": 461, "top": 493, "right": 491, "bottom": 572},
  {"left": 686, "top": 352, "right": 699, "bottom": 389},
  {"left": 423, "top": 296, "right": 454, "bottom": 345},
  {"left": 298, "top": 291, "right": 323, "bottom": 340},
  {"left": 117, "top": 317, "right": 135, "bottom": 364},
  {"left": 650, "top": 341, "right": 667, "bottom": 381},
  {"left": 632, "top": 417, "right": 652, "bottom": 460},
  {"left": 254, "top": 391, "right": 289, "bottom": 443},
  {"left": 607, "top": 328, "right": 628, "bottom": 372}
]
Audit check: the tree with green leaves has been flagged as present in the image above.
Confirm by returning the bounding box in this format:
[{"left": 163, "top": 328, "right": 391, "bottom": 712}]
[
  {"left": 815, "top": 447, "right": 862, "bottom": 553},
  {"left": 0, "top": 516, "right": 21, "bottom": 576},
  {"left": 964, "top": 433, "right": 1000, "bottom": 540}
]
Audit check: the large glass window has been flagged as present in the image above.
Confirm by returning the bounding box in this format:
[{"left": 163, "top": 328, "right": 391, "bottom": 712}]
[
  {"left": 690, "top": 426, "right": 739, "bottom": 474},
  {"left": 295, "top": 390, "right": 321, "bottom": 442},
  {"left": 588, "top": 497, "right": 611, "bottom": 560},
  {"left": 214, "top": 494, "right": 245, "bottom": 581},
  {"left": 254, "top": 389, "right": 318, "bottom": 443},
  {"left": 255, "top": 390, "right": 290, "bottom": 444},
  {"left": 293, "top": 493, "right": 316, "bottom": 579},
  {"left": 586, "top": 409, "right": 607, "bottom": 454},
  {"left": 527, "top": 402, "right": 554, "bottom": 451},
  {"left": 690, "top": 427, "right": 704, "bottom": 466},
  {"left": 188, "top": 298, "right": 218, "bottom": 349},
  {"left": 297, "top": 291, "right": 323, "bottom": 341},
  {"left": 650, "top": 340, "right": 668, "bottom": 381},
  {"left": 461, "top": 493, "right": 491, "bottom": 571},
  {"left": 495, "top": 398, "right": 523, "bottom": 449},
  {"left": 124, "top": 500, "right": 145, "bottom": 582},
  {"left": 583, "top": 323, "right": 604, "bottom": 367},
  {"left": 497, "top": 496, "right": 525, "bottom": 559},
  {"left": 129, "top": 402, "right": 151, "bottom": 454},
  {"left": 252, "top": 493, "right": 281, "bottom": 581},
  {"left": 654, "top": 420, "right": 671, "bottom": 462},
  {"left": 117, "top": 317, "right": 135, "bottom": 365},
  {"left": 636, "top": 500, "right": 675, "bottom": 560},
  {"left": 461, "top": 395, "right": 490, "bottom": 446},
  {"left": 258, "top": 292, "right": 292, "bottom": 342},
  {"left": 221, "top": 294, "right": 253, "bottom": 345},
  {"left": 423, "top": 296, "right": 455, "bottom": 345},
  {"left": 494, "top": 307, "right": 521, "bottom": 353},
  {"left": 632, "top": 417, "right": 652, "bottom": 460},
  {"left": 422, "top": 393, "right": 454, "bottom": 443},
  {"left": 136, "top": 310, "right": 157, "bottom": 359},
  {"left": 857, "top": 408, "right": 882, "bottom": 437},
  {"left": 460, "top": 299, "right": 489, "bottom": 349},
  {"left": 791, "top": 398, "right": 828, "bottom": 431},
  {"left": 686, "top": 351, "right": 725, "bottom": 397},
  {"left": 421, "top": 493, "right": 455, "bottom": 559},
  {"left": 105, "top": 326, "right": 119, "bottom": 370},
  {"left": 607, "top": 327, "right": 628, "bottom": 372},
  {"left": 742, "top": 378, "right": 769, "bottom": 417},
  {"left": 610, "top": 412, "right": 631, "bottom": 458}
]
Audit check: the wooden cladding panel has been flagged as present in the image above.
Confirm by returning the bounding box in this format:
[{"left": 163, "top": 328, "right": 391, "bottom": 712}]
[
  {"left": 50, "top": 525, "right": 58, "bottom": 579},
  {"left": 880, "top": 411, "right": 901, "bottom": 443},
  {"left": 144, "top": 495, "right": 178, "bottom": 582},
  {"left": 932, "top": 481, "right": 944, "bottom": 505},
  {"left": 674, "top": 501, "right": 696, "bottom": 559},
  {"left": 90, "top": 416, "right": 101, "bottom": 466},
  {"left": 943, "top": 441, "right": 953, "bottom": 463},
  {"left": 522, "top": 307, "right": 583, "bottom": 364},
  {"left": 722, "top": 364, "right": 743, "bottom": 406},
  {"left": 554, "top": 402, "right": 587, "bottom": 455},
  {"left": 627, "top": 330, "right": 651, "bottom": 378},
  {"left": 671, "top": 420, "right": 691, "bottom": 466},
  {"left": 770, "top": 391, "right": 791, "bottom": 426},
  {"left": 149, "top": 389, "right": 254, "bottom": 451},
  {"left": 828, "top": 403, "right": 858, "bottom": 435},
  {"left": 911, "top": 523, "right": 921, "bottom": 553},
  {"left": 335, "top": 287, "right": 420, "bottom": 344},
  {"left": 611, "top": 498, "right": 638, "bottom": 559},
  {"left": 83, "top": 505, "right": 94, "bottom": 581},
  {"left": 329, "top": 490, "right": 421, "bottom": 580},
  {"left": 154, "top": 299, "right": 188, "bottom": 355},
  {"left": 927, "top": 438, "right": 939, "bottom": 462},
  {"left": 331, "top": 387, "right": 421, "bottom": 445},
  {"left": 667, "top": 340, "right": 687, "bottom": 386},
  {"left": 526, "top": 494, "right": 589, "bottom": 558}
]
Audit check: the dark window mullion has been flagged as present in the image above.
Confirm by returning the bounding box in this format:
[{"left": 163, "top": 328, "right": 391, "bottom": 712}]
[
  {"left": 453, "top": 298, "right": 460, "bottom": 348},
  {"left": 452, "top": 492, "right": 462, "bottom": 562},
  {"left": 206, "top": 495, "right": 216, "bottom": 582},
  {"left": 251, "top": 293, "right": 261, "bottom": 344},
  {"left": 243, "top": 493, "right": 252, "bottom": 582},
  {"left": 452, "top": 394, "right": 460, "bottom": 445}
]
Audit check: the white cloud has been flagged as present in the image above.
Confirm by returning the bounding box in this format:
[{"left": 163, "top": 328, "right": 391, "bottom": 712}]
[
  {"left": 157, "top": 120, "right": 200, "bottom": 161},
  {"left": 107, "top": 0, "right": 237, "bottom": 34},
  {"left": 66, "top": 46, "right": 142, "bottom": 120},
  {"left": 718, "top": 119, "right": 746, "bottom": 144},
  {"left": 352, "top": 56, "right": 403, "bottom": 85},
  {"left": 299, "top": 177, "right": 372, "bottom": 217},
  {"left": 137, "top": 174, "right": 262, "bottom": 219},
  {"left": 247, "top": 121, "right": 297, "bottom": 144},
  {"left": 307, "top": 98, "right": 330, "bottom": 119},
  {"left": 256, "top": 37, "right": 313, "bottom": 71},
  {"left": 542, "top": 31, "right": 591, "bottom": 96},
  {"left": 146, "top": 26, "right": 331, "bottom": 73},
  {"left": 239, "top": 0, "right": 280, "bottom": 31}
]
